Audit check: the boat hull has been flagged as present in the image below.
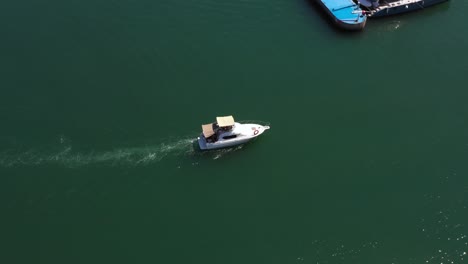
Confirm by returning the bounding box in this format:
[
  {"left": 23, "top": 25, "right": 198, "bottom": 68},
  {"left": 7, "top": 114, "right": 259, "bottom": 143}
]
[
  {"left": 369, "top": 0, "right": 449, "bottom": 17},
  {"left": 198, "top": 136, "right": 253, "bottom": 150},
  {"left": 316, "top": 0, "right": 367, "bottom": 30},
  {"left": 198, "top": 124, "right": 269, "bottom": 150}
]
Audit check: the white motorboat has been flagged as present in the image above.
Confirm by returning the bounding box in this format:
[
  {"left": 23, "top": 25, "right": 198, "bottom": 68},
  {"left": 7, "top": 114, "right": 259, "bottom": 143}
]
[{"left": 197, "top": 115, "right": 270, "bottom": 150}]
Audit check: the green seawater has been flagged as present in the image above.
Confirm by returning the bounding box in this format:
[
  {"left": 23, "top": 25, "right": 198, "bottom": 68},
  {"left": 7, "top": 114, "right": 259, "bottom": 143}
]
[{"left": 1, "top": 0, "right": 467, "bottom": 263}]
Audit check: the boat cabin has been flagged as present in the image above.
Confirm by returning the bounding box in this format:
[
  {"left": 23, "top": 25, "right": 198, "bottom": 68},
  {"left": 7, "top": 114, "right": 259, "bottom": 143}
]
[{"left": 201, "top": 115, "right": 237, "bottom": 143}]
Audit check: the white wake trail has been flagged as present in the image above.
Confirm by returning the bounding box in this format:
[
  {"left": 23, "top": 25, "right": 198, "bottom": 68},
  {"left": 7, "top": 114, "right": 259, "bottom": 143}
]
[{"left": 0, "top": 138, "right": 196, "bottom": 168}]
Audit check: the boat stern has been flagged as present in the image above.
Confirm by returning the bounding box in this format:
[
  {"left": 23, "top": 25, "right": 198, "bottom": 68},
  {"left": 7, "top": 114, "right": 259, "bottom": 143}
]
[
  {"left": 318, "top": 0, "right": 368, "bottom": 30},
  {"left": 197, "top": 135, "right": 208, "bottom": 150}
]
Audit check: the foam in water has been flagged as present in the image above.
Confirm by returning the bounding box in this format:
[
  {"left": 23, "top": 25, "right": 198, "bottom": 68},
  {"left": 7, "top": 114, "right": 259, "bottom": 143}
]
[{"left": 0, "top": 137, "right": 196, "bottom": 168}]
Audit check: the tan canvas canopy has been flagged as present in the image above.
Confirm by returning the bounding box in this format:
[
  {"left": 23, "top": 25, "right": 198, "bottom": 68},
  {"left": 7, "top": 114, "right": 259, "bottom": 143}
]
[
  {"left": 202, "top": 123, "right": 215, "bottom": 138},
  {"left": 216, "top": 115, "right": 235, "bottom": 127}
]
